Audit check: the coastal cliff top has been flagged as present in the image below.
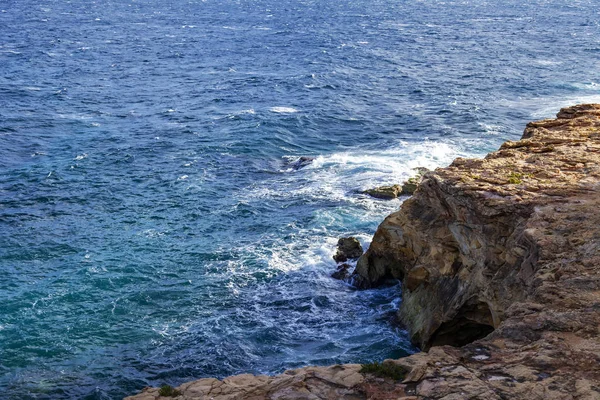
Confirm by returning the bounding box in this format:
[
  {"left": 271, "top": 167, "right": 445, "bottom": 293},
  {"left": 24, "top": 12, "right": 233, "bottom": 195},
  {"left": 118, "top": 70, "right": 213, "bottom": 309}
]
[
  {"left": 439, "top": 103, "right": 600, "bottom": 214},
  {"left": 126, "top": 105, "right": 600, "bottom": 400}
]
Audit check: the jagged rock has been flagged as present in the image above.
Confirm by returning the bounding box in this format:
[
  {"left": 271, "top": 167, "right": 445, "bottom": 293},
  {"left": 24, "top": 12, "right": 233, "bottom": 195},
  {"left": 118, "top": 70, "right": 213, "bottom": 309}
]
[
  {"left": 126, "top": 105, "right": 600, "bottom": 400},
  {"left": 333, "top": 237, "right": 363, "bottom": 263},
  {"left": 124, "top": 364, "right": 372, "bottom": 400}
]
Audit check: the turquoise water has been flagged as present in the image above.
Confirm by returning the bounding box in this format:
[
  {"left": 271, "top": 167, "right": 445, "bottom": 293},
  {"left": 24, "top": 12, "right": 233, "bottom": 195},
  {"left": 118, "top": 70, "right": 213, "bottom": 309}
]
[{"left": 1, "top": 0, "right": 599, "bottom": 398}]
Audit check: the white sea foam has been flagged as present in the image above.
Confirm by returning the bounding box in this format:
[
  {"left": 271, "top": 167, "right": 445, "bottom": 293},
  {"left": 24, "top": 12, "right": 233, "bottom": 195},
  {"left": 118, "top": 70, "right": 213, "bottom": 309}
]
[
  {"left": 250, "top": 140, "right": 470, "bottom": 207},
  {"left": 74, "top": 153, "right": 88, "bottom": 161},
  {"left": 532, "top": 59, "right": 562, "bottom": 66},
  {"left": 478, "top": 123, "right": 504, "bottom": 135},
  {"left": 228, "top": 109, "right": 255, "bottom": 118},
  {"left": 270, "top": 107, "right": 299, "bottom": 114},
  {"left": 241, "top": 139, "right": 475, "bottom": 274}
]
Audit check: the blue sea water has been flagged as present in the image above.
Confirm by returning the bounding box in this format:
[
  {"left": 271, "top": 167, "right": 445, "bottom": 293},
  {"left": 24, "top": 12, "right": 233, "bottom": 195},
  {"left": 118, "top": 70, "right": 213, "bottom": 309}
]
[{"left": 1, "top": 0, "right": 599, "bottom": 398}]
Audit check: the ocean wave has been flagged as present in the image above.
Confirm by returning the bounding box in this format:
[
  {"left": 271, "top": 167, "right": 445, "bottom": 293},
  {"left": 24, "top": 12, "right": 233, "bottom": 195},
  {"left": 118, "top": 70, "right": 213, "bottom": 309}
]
[{"left": 249, "top": 140, "right": 472, "bottom": 207}]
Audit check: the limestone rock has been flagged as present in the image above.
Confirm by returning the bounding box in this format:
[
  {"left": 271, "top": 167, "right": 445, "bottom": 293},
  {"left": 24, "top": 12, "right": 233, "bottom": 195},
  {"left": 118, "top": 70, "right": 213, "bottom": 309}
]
[{"left": 352, "top": 103, "right": 600, "bottom": 396}]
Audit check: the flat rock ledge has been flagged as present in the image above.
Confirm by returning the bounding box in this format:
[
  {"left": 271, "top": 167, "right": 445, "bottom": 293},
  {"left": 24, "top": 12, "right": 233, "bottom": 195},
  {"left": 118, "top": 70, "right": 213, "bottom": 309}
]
[{"left": 126, "top": 105, "right": 600, "bottom": 400}]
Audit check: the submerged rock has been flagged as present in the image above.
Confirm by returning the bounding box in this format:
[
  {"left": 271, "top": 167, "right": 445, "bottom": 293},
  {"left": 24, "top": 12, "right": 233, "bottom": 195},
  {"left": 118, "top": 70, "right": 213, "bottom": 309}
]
[
  {"left": 331, "top": 263, "right": 351, "bottom": 280},
  {"left": 289, "top": 156, "right": 315, "bottom": 170},
  {"left": 333, "top": 237, "right": 363, "bottom": 263}
]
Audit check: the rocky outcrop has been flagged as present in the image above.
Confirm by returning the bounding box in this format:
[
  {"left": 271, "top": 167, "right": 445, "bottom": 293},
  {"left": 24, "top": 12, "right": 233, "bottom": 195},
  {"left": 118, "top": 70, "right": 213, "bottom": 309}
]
[
  {"left": 125, "top": 105, "right": 600, "bottom": 400},
  {"left": 353, "top": 104, "right": 600, "bottom": 350},
  {"left": 331, "top": 263, "right": 351, "bottom": 280}
]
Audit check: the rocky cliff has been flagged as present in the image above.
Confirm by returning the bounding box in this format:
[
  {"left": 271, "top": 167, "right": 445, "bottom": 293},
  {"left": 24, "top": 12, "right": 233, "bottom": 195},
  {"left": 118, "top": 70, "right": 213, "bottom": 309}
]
[{"left": 126, "top": 104, "right": 600, "bottom": 400}]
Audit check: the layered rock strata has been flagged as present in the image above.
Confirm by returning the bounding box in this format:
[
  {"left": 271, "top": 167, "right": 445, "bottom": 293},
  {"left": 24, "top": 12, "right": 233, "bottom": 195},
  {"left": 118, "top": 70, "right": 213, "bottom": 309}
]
[{"left": 126, "top": 105, "right": 600, "bottom": 400}]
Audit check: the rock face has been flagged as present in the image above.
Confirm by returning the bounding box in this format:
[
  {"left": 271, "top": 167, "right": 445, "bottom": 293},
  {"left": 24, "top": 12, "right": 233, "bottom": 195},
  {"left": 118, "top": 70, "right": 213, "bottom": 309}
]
[
  {"left": 125, "top": 105, "right": 600, "bottom": 400},
  {"left": 353, "top": 104, "right": 600, "bottom": 350}
]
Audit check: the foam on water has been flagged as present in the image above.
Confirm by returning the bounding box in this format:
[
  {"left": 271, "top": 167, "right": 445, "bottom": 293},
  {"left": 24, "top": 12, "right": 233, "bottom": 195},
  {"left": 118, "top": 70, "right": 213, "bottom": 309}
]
[
  {"left": 251, "top": 140, "right": 471, "bottom": 209},
  {"left": 269, "top": 107, "right": 299, "bottom": 114}
]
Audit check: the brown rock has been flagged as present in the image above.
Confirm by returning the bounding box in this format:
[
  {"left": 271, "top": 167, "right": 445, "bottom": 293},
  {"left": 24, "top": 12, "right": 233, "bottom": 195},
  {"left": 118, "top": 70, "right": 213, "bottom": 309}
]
[
  {"left": 404, "top": 266, "right": 429, "bottom": 292},
  {"left": 351, "top": 104, "right": 600, "bottom": 396},
  {"left": 333, "top": 237, "right": 363, "bottom": 262},
  {"left": 331, "top": 263, "right": 351, "bottom": 280},
  {"left": 363, "top": 169, "right": 430, "bottom": 200},
  {"left": 363, "top": 184, "right": 403, "bottom": 199}
]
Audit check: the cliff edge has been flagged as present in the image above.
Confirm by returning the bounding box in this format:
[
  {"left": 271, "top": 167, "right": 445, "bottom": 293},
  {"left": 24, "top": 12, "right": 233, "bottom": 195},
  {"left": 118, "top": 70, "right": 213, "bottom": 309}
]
[{"left": 126, "top": 104, "right": 600, "bottom": 400}]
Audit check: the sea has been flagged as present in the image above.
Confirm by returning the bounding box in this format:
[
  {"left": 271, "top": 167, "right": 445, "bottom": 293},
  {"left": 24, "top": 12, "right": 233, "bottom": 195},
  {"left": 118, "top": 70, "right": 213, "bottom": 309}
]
[{"left": 1, "top": 0, "right": 599, "bottom": 398}]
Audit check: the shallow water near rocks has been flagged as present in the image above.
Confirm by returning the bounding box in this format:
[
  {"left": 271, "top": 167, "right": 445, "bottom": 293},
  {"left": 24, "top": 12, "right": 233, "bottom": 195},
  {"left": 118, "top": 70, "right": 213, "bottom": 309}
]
[{"left": 1, "top": 0, "right": 600, "bottom": 398}]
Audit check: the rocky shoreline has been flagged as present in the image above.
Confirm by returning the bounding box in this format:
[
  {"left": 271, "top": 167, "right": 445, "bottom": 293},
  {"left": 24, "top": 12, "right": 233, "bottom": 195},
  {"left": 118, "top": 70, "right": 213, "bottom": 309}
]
[{"left": 126, "top": 104, "right": 600, "bottom": 400}]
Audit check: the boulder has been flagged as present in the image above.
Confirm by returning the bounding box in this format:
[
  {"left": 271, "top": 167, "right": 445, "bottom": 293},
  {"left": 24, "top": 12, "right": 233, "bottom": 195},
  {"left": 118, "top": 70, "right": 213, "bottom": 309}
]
[{"left": 333, "top": 237, "right": 363, "bottom": 263}]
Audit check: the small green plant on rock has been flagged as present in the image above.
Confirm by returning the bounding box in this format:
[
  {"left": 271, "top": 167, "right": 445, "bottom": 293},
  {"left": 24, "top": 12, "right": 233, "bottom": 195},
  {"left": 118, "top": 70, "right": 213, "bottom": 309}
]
[
  {"left": 507, "top": 172, "right": 533, "bottom": 184},
  {"left": 158, "top": 384, "right": 182, "bottom": 397},
  {"left": 360, "top": 361, "right": 407, "bottom": 381}
]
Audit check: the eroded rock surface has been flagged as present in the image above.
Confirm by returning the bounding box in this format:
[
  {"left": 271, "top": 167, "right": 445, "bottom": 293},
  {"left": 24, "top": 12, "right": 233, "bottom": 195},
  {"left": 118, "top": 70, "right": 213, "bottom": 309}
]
[{"left": 126, "top": 105, "right": 600, "bottom": 400}]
